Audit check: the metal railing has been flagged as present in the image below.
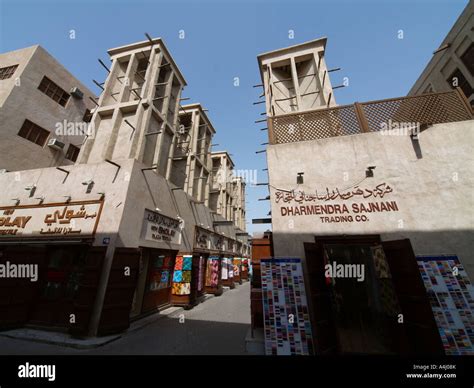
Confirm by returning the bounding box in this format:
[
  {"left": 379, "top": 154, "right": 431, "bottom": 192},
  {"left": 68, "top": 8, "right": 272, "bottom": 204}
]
[{"left": 267, "top": 88, "right": 473, "bottom": 145}]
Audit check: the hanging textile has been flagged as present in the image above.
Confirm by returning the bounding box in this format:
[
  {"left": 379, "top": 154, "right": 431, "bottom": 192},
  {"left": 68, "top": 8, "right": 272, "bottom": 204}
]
[{"left": 171, "top": 255, "right": 192, "bottom": 295}]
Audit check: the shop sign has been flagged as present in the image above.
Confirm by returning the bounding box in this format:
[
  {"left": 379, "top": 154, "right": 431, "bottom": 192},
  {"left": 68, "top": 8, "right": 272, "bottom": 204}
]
[
  {"left": 227, "top": 238, "right": 235, "bottom": 253},
  {"left": 0, "top": 201, "right": 102, "bottom": 238},
  {"left": 142, "top": 209, "right": 182, "bottom": 245},
  {"left": 211, "top": 234, "right": 226, "bottom": 252},
  {"left": 194, "top": 227, "right": 211, "bottom": 250},
  {"left": 275, "top": 182, "right": 400, "bottom": 224}
]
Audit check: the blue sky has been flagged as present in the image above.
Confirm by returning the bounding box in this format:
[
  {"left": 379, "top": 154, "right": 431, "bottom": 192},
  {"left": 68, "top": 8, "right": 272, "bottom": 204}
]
[{"left": 0, "top": 0, "right": 468, "bottom": 234}]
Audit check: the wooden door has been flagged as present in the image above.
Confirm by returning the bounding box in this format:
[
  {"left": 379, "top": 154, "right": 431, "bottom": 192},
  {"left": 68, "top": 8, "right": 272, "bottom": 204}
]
[
  {"left": 196, "top": 255, "right": 207, "bottom": 296},
  {"left": 382, "top": 239, "right": 444, "bottom": 354},
  {"left": 304, "top": 242, "right": 339, "bottom": 354},
  {"left": 141, "top": 250, "right": 176, "bottom": 313},
  {"left": 251, "top": 237, "right": 273, "bottom": 288},
  {"left": 69, "top": 246, "right": 106, "bottom": 335},
  {"left": 98, "top": 247, "right": 140, "bottom": 335},
  {"left": 29, "top": 245, "right": 88, "bottom": 329},
  {"left": 0, "top": 245, "right": 46, "bottom": 329}
]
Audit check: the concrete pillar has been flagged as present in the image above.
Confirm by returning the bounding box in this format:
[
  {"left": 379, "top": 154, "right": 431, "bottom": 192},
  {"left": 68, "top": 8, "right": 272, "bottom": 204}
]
[{"left": 87, "top": 242, "right": 117, "bottom": 337}]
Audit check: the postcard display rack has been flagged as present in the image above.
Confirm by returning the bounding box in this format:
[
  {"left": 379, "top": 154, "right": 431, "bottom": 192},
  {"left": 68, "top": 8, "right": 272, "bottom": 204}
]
[{"left": 204, "top": 256, "right": 223, "bottom": 296}]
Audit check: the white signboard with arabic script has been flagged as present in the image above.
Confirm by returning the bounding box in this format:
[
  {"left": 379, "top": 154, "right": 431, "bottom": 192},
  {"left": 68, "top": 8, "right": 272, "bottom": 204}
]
[
  {"left": 0, "top": 201, "right": 103, "bottom": 238},
  {"left": 274, "top": 182, "right": 394, "bottom": 204},
  {"left": 274, "top": 182, "right": 400, "bottom": 224},
  {"left": 142, "top": 209, "right": 182, "bottom": 245}
]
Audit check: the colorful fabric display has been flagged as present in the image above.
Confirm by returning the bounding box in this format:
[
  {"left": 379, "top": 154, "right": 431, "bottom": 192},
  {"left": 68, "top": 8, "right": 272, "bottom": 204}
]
[
  {"left": 171, "top": 255, "right": 193, "bottom": 295},
  {"left": 211, "top": 259, "right": 219, "bottom": 286},
  {"left": 261, "top": 258, "right": 314, "bottom": 355},
  {"left": 174, "top": 256, "right": 183, "bottom": 270},
  {"left": 160, "top": 270, "right": 169, "bottom": 287},
  {"left": 233, "top": 258, "right": 241, "bottom": 276},
  {"left": 163, "top": 256, "right": 172, "bottom": 268},
  {"left": 182, "top": 270, "right": 191, "bottom": 283},
  {"left": 221, "top": 258, "right": 229, "bottom": 280},
  {"left": 173, "top": 283, "right": 191, "bottom": 295},
  {"left": 206, "top": 257, "right": 220, "bottom": 287},
  {"left": 183, "top": 255, "right": 192, "bottom": 270},
  {"left": 173, "top": 270, "right": 183, "bottom": 283},
  {"left": 417, "top": 255, "right": 474, "bottom": 355},
  {"left": 198, "top": 256, "right": 204, "bottom": 291},
  {"left": 172, "top": 283, "right": 181, "bottom": 295},
  {"left": 228, "top": 258, "right": 234, "bottom": 278}
]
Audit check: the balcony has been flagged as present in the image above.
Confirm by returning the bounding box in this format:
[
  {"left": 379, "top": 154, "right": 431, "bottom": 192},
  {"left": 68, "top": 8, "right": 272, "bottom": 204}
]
[{"left": 267, "top": 88, "right": 473, "bottom": 145}]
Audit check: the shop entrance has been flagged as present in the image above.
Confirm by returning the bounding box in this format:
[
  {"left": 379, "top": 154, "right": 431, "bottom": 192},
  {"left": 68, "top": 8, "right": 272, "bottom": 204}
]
[
  {"left": 141, "top": 248, "right": 176, "bottom": 313},
  {"left": 0, "top": 243, "right": 105, "bottom": 333},
  {"left": 29, "top": 244, "right": 90, "bottom": 329},
  {"left": 304, "top": 236, "right": 443, "bottom": 355}
]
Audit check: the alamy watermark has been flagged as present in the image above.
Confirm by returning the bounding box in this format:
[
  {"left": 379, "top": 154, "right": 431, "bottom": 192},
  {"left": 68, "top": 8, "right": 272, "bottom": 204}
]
[
  {"left": 18, "top": 362, "right": 55, "bottom": 382},
  {"left": 325, "top": 261, "right": 365, "bottom": 282},
  {"left": 214, "top": 169, "right": 258, "bottom": 186},
  {"left": 55, "top": 120, "right": 95, "bottom": 137},
  {"left": 0, "top": 261, "right": 38, "bottom": 282},
  {"left": 379, "top": 119, "right": 420, "bottom": 138}
]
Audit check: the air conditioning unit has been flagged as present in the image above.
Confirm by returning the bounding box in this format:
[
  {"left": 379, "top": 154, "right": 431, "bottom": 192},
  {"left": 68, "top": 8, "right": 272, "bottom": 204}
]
[
  {"left": 70, "top": 87, "right": 84, "bottom": 99},
  {"left": 47, "top": 138, "right": 65, "bottom": 151},
  {"left": 0, "top": 169, "right": 7, "bottom": 174}
]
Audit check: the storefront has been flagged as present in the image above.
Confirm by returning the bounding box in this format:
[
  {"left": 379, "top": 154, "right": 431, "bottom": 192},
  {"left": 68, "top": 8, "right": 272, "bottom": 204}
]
[
  {"left": 192, "top": 227, "right": 213, "bottom": 301},
  {"left": 241, "top": 258, "right": 249, "bottom": 281},
  {"left": 0, "top": 200, "right": 106, "bottom": 334},
  {"left": 233, "top": 258, "right": 242, "bottom": 285},
  {"left": 141, "top": 249, "right": 177, "bottom": 313},
  {"left": 205, "top": 255, "right": 223, "bottom": 296},
  {"left": 129, "top": 209, "right": 182, "bottom": 317},
  {"left": 264, "top": 119, "right": 474, "bottom": 355},
  {"left": 221, "top": 257, "right": 234, "bottom": 288}
]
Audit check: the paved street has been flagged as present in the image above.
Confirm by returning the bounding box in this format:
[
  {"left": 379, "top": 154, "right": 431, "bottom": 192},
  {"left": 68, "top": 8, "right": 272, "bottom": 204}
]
[{"left": 0, "top": 282, "right": 251, "bottom": 355}]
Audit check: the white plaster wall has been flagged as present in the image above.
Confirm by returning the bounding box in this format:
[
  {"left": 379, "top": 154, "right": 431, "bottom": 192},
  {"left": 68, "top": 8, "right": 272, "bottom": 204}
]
[
  {"left": 0, "top": 46, "right": 36, "bottom": 106},
  {"left": 0, "top": 160, "right": 131, "bottom": 245},
  {"left": 0, "top": 46, "right": 96, "bottom": 172},
  {"left": 116, "top": 160, "right": 183, "bottom": 252},
  {"left": 267, "top": 120, "right": 474, "bottom": 278}
]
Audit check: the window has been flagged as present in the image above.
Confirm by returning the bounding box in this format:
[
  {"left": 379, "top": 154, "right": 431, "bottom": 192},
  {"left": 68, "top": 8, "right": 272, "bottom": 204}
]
[
  {"left": 460, "top": 43, "right": 474, "bottom": 76},
  {"left": 0, "top": 64, "right": 18, "bottom": 80},
  {"left": 65, "top": 144, "right": 80, "bottom": 162},
  {"left": 447, "top": 68, "right": 473, "bottom": 99},
  {"left": 38, "top": 76, "right": 70, "bottom": 107},
  {"left": 18, "top": 119, "right": 50, "bottom": 146},
  {"left": 82, "top": 108, "right": 92, "bottom": 123}
]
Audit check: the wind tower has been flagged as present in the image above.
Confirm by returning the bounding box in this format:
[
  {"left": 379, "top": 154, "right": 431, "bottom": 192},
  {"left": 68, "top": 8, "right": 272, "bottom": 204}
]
[
  {"left": 257, "top": 37, "right": 337, "bottom": 119},
  {"left": 77, "top": 37, "right": 186, "bottom": 180}
]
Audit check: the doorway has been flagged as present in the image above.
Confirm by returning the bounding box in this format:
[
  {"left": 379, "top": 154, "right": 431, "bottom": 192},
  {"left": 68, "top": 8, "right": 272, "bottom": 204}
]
[
  {"left": 29, "top": 244, "right": 89, "bottom": 329},
  {"left": 141, "top": 249, "right": 176, "bottom": 313},
  {"left": 304, "top": 236, "right": 443, "bottom": 355}
]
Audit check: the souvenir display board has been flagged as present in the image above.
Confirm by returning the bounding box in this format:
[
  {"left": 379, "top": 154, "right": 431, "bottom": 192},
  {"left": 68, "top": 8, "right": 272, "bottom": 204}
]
[
  {"left": 204, "top": 256, "right": 222, "bottom": 295},
  {"left": 233, "top": 258, "right": 241, "bottom": 283},
  {"left": 197, "top": 255, "right": 205, "bottom": 293},
  {"left": 261, "top": 258, "right": 314, "bottom": 355},
  {"left": 221, "top": 257, "right": 235, "bottom": 288},
  {"left": 171, "top": 255, "right": 192, "bottom": 295},
  {"left": 241, "top": 258, "right": 249, "bottom": 280},
  {"left": 142, "top": 253, "right": 175, "bottom": 313},
  {"left": 147, "top": 255, "right": 173, "bottom": 292},
  {"left": 221, "top": 257, "right": 229, "bottom": 280},
  {"left": 417, "top": 255, "right": 474, "bottom": 355},
  {"left": 228, "top": 258, "right": 234, "bottom": 279}
]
